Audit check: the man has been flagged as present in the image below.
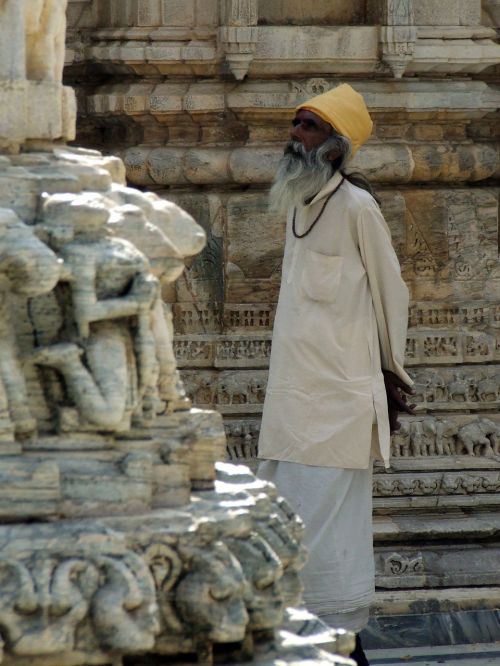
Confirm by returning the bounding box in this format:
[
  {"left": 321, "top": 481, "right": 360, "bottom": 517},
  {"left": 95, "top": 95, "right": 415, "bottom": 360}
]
[{"left": 257, "top": 84, "right": 415, "bottom": 666}]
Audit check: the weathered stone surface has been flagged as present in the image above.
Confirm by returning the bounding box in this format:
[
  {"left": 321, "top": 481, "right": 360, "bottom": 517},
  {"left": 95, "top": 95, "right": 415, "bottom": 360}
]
[{"left": 413, "top": 0, "right": 481, "bottom": 26}]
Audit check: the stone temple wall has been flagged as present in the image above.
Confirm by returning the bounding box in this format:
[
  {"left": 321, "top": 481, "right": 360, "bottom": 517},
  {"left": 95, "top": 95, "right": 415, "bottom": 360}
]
[{"left": 66, "top": 0, "right": 500, "bottom": 647}]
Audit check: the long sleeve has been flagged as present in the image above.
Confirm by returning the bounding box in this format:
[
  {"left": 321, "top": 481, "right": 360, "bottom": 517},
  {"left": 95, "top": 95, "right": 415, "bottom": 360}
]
[{"left": 357, "top": 202, "right": 413, "bottom": 386}]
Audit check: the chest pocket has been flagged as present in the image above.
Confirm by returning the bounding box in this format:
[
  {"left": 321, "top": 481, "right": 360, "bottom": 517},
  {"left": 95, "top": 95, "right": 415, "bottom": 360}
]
[{"left": 300, "top": 249, "right": 343, "bottom": 303}]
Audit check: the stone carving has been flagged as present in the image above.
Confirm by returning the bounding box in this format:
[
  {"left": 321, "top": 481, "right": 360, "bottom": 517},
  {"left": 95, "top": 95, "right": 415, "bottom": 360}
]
[
  {"left": 0, "top": 549, "right": 161, "bottom": 657},
  {"left": 405, "top": 331, "right": 499, "bottom": 365},
  {"left": 8, "top": 179, "right": 208, "bottom": 433},
  {"left": 216, "top": 339, "right": 273, "bottom": 365},
  {"left": 408, "top": 367, "right": 500, "bottom": 409},
  {"left": 409, "top": 418, "right": 436, "bottom": 457},
  {"left": 225, "top": 419, "right": 260, "bottom": 462},
  {"left": 477, "top": 374, "right": 500, "bottom": 402},
  {"left": 373, "top": 472, "right": 500, "bottom": 497},
  {"left": 0, "top": 557, "right": 92, "bottom": 655},
  {"left": 383, "top": 552, "right": 424, "bottom": 576},
  {"left": 182, "top": 370, "right": 268, "bottom": 409},
  {"left": 214, "top": 464, "right": 306, "bottom": 609},
  {"left": 291, "top": 78, "right": 332, "bottom": 100},
  {"left": 176, "top": 541, "right": 248, "bottom": 644},
  {"left": 408, "top": 302, "right": 496, "bottom": 328},
  {"left": 174, "top": 336, "right": 272, "bottom": 369},
  {"left": 0, "top": 209, "right": 61, "bottom": 441},
  {"left": 391, "top": 417, "right": 500, "bottom": 458},
  {"left": 219, "top": 0, "right": 259, "bottom": 80},
  {"left": 226, "top": 533, "right": 284, "bottom": 631},
  {"left": 90, "top": 553, "right": 160, "bottom": 652},
  {"left": 456, "top": 419, "right": 499, "bottom": 456},
  {"left": 379, "top": 0, "right": 417, "bottom": 78},
  {"left": 32, "top": 192, "right": 160, "bottom": 431},
  {"left": 217, "top": 371, "right": 251, "bottom": 405}
]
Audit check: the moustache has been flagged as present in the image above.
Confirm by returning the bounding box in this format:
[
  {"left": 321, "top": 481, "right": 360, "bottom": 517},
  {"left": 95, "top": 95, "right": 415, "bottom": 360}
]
[{"left": 283, "top": 140, "right": 307, "bottom": 159}]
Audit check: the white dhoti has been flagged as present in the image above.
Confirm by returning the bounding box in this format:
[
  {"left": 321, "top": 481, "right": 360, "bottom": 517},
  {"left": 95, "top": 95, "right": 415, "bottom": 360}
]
[{"left": 257, "top": 459, "right": 375, "bottom": 633}]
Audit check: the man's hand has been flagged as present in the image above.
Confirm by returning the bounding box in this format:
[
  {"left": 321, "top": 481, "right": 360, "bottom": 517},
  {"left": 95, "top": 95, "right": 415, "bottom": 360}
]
[{"left": 382, "top": 369, "right": 416, "bottom": 434}]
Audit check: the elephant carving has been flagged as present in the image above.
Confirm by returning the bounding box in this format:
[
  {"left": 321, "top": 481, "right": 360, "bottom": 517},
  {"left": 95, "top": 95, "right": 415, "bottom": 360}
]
[{"left": 456, "top": 419, "right": 498, "bottom": 456}]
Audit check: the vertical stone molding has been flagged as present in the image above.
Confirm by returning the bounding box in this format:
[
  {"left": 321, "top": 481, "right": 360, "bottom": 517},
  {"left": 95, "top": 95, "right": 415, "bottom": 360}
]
[
  {"left": 0, "top": 0, "right": 75, "bottom": 151},
  {"left": 218, "top": 0, "right": 259, "bottom": 80},
  {"left": 378, "top": 0, "right": 416, "bottom": 78}
]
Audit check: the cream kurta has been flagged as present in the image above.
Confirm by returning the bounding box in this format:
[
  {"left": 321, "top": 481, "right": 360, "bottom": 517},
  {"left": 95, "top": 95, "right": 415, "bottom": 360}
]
[{"left": 258, "top": 172, "right": 411, "bottom": 469}]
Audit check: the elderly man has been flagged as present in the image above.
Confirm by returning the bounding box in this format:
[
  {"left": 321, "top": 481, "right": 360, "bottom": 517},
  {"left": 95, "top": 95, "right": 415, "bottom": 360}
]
[{"left": 257, "top": 84, "right": 415, "bottom": 665}]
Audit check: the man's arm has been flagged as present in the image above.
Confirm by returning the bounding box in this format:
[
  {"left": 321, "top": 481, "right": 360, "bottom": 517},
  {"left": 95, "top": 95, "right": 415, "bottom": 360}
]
[{"left": 357, "top": 201, "right": 415, "bottom": 431}]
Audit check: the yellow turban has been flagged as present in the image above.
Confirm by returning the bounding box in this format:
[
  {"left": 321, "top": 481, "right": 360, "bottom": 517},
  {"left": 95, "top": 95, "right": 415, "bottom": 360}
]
[{"left": 296, "top": 83, "right": 373, "bottom": 155}]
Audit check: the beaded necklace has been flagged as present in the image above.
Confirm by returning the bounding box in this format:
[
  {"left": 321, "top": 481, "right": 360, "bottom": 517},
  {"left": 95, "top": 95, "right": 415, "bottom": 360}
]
[{"left": 292, "top": 177, "right": 345, "bottom": 239}]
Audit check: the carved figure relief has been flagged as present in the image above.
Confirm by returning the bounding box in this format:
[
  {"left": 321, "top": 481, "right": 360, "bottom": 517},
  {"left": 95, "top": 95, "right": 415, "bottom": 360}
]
[
  {"left": 408, "top": 368, "right": 500, "bottom": 408},
  {"left": 181, "top": 370, "right": 268, "bottom": 409},
  {"left": 32, "top": 193, "right": 160, "bottom": 432},
  {"left": 0, "top": 209, "right": 61, "bottom": 439},
  {"left": 391, "top": 417, "right": 500, "bottom": 458}
]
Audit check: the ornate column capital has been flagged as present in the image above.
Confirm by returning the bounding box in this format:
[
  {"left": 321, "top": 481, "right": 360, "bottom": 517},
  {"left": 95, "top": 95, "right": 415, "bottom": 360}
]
[
  {"left": 218, "top": 0, "right": 259, "bottom": 80},
  {"left": 378, "top": 0, "right": 416, "bottom": 78}
]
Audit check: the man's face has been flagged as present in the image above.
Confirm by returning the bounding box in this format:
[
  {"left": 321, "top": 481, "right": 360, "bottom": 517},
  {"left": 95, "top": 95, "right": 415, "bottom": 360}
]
[{"left": 290, "top": 109, "right": 333, "bottom": 153}]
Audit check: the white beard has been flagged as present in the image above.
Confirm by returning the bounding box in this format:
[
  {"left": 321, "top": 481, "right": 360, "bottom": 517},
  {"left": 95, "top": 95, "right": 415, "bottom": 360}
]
[{"left": 268, "top": 136, "right": 350, "bottom": 215}]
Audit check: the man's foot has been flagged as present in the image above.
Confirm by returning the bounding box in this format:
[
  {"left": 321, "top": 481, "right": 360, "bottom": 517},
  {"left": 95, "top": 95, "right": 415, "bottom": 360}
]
[
  {"left": 350, "top": 634, "right": 370, "bottom": 666},
  {"left": 32, "top": 342, "right": 83, "bottom": 369}
]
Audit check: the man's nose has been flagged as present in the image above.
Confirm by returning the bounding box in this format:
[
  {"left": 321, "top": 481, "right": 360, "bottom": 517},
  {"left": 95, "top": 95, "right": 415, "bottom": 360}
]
[{"left": 290, "top": 124, "right": 301, "bottom": 141}]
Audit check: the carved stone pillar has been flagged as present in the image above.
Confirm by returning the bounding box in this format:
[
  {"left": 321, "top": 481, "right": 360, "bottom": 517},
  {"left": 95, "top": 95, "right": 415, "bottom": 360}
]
[
  {"left": 218, "top": 0, "right": 258, "bottom": 80},
  {"left": 378, "top": 0, "right": 417, "bottom": 78}
]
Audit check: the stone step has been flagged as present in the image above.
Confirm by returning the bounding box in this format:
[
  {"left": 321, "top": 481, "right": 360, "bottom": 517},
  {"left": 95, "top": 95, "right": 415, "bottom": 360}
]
[
  {"left": 364, "top": 590, "right": 500, "bottom": 651},
  {"left": 367, "top": 643, "right": 500, "bottom": 665},
  {"left": 373, "top": 510, "right": 500, "bottom": 541}
]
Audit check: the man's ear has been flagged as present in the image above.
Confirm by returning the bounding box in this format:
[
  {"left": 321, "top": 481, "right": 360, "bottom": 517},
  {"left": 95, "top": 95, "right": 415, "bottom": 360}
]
[{"left": 326, "top": 148, "right": 341, "bottom": 162}]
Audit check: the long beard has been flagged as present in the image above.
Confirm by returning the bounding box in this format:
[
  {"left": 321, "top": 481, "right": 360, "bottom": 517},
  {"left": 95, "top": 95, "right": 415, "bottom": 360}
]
[{"left": 269, "top": 137, "right": 349, "bottom": 215}]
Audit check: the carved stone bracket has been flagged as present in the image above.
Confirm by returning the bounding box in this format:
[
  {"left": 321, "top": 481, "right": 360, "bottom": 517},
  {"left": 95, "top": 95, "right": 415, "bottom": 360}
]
[
  {"left": 218, "top": 0, "right": 258, "bottom": 80},
  {"left": 379, "top": 0, "right": 417, "bottom": 78}
]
